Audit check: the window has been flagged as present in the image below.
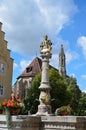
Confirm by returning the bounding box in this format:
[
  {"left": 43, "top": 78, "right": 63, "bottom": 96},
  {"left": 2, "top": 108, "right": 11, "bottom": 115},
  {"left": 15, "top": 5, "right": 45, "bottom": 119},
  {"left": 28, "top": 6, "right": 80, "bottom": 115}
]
[
  {"left": 0, "top": 84, "right": 4, "bottom": 96},
  {"left": 0, "top": 63, "right": 6, "bottom": 74},
  {"left": 26, "top": 66, "right": 32, "bottom": 73}
]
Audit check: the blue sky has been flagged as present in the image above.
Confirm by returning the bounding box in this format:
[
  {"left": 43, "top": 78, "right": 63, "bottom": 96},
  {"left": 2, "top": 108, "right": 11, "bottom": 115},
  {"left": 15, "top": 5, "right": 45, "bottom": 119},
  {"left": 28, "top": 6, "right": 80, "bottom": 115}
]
[{"left": 0, "top": 0, "right": 86, "bottom": 92}]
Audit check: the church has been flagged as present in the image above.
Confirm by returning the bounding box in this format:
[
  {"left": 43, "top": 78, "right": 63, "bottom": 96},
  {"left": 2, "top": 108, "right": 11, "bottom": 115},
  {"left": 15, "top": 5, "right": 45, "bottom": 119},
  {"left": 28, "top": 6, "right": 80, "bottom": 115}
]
[{"left": 13, "top": 44, "right": 66, "bottom": 99}]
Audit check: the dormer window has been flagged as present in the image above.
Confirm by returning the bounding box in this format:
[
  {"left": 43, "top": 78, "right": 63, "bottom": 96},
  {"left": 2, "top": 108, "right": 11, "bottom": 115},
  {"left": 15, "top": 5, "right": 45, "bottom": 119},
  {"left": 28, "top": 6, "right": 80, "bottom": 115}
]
[{"left": 26, "top": 66, "right": 32, "bottom": 73}]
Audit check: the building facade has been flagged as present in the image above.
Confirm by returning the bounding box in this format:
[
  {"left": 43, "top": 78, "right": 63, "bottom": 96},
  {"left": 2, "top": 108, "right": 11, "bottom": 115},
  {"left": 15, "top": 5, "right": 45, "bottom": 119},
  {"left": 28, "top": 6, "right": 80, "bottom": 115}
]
[
  {"left": 0, "top": 22, "right": 13, "bottom": 101},
  {"left": 13, "top": 57, "right": 42, "bottom": 99}
]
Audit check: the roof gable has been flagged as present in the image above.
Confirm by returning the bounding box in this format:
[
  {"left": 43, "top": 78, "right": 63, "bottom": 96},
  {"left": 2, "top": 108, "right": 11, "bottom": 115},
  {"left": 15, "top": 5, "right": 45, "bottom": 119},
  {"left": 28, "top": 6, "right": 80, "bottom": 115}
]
[{"left": 17, "top": 57, "right": 42, "bottom": 79}]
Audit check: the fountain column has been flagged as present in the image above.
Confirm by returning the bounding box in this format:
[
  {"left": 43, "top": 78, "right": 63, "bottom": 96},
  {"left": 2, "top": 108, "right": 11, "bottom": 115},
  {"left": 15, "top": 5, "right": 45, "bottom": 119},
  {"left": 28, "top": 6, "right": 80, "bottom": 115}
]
[{"left": 36, "top": 35, "right": 52, "bottom": 115}]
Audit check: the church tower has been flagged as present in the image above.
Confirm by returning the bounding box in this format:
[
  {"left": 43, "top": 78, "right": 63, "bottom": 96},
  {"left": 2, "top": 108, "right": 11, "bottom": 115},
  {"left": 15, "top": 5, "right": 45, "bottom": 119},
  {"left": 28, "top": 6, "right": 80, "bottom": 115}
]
[{"left": 59, "top": 44, "right": 66, "bottom": 78}]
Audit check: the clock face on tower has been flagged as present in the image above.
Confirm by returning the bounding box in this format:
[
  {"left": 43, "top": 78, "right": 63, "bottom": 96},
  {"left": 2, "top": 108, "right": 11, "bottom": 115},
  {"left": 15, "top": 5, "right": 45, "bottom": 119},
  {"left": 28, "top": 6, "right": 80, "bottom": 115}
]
[{"left": 0, "top": 63, "right": 6, "bottom": 74}]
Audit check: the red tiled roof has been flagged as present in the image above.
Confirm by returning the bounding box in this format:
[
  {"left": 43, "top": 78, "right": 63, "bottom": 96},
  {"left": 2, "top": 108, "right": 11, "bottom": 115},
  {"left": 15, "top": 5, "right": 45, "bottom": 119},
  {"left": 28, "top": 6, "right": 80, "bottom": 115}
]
[{"left": 17, "top": 57, "right": 57, "bottom": 79}]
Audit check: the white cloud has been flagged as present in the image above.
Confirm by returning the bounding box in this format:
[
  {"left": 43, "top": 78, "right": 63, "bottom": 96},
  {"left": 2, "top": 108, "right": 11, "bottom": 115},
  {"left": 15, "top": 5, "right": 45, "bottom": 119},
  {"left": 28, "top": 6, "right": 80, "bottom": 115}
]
[
  {"left": 13, "top": 63, "right": 18, "bottom": 70},
  {"left": 66, "top": 52, "right": 73, "bottom": 63},
  {"left": 13, "top": 60, "right": 30, "bottom": 71},
  {"left": 81, "top": 75, "right": 86, "bottom": 80},
  {"left": 82, "top": 90, "right": 86, "bottom": 93},
  {"left": 50, "top": 54, "right": 59, "bottom": 69},
  {"left": 0, "top": 0, "right": 77, "bottom": 56},
  {"left": 77, "top": 36, "right": 86, "bottom": 58},
  {"left": 20, "top": 60, "right": 31, "bottom": 71},
  {"left": 69, "top": 73, "right": 75, "bottom": 77},
  {"left": 66, "top": 51, "right": 79, "bottom": 63}
]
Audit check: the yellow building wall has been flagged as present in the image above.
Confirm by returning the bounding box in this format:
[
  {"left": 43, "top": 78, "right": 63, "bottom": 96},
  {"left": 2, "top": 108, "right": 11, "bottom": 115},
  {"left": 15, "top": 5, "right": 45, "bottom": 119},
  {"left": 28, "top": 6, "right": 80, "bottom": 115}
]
[{"left": 0, "top": 22, "right": 13, "bottom": 102}]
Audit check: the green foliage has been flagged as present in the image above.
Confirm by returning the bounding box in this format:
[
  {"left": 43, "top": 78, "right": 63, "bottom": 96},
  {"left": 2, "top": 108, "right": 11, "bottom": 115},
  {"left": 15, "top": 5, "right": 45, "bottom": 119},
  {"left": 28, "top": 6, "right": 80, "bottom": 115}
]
[
  {"left": 66, "top": 77, "right": 81, "bottom": 115},
  {"left": 31, "top": 73, "right": 41, "bottom": 99},
  {"left": 0, "top": 103, "right": 3, "bottom": 113},
  {"left": 49, "top": 68, "right": 68, "bottom": 112},
  {"left": 77, "top": 92, "right": 86, "bottom": 116},
  {"left": 22, "top": 93, "right": 39, "bottom": 114},
  {"left": 22, "top": 69, "right": 84, "bottom": 115},
  {"left": 22, "top": 96, "right": 39, "bottom": 114},
  {"left": 22, "top": 74, "right": 41, "bottom": 114}
]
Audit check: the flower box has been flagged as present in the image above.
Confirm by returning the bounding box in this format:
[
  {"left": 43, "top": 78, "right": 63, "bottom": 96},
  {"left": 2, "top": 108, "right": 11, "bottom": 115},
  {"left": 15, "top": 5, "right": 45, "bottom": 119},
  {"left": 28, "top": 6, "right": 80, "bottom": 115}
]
[{"left": 10, "top": 108, "right": 21, "bottom": 115}]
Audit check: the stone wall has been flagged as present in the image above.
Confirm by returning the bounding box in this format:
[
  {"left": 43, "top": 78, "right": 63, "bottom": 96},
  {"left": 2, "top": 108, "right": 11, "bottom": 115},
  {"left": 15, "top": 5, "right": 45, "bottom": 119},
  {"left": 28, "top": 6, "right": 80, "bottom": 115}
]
[
  {"left": 0, "top": 115, "right": 41, "bottom": 130},
  {"left": 41, "top": 116, "right": 86, "bottom": 130},
  {"left": 0, "top": 115, "right": 86, "bottom": 130}
]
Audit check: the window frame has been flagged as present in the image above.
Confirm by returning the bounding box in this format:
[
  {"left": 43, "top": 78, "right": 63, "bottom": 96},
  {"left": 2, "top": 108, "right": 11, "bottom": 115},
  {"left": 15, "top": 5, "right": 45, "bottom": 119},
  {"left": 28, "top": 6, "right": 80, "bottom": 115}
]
[{"left": 0, "top": 84, "right": 4, "bottom": 96}]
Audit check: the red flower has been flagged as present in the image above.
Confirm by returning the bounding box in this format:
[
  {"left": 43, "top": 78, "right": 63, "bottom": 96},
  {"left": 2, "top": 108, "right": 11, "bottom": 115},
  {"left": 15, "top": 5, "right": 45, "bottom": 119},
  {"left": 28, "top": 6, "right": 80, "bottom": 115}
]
[
  {"left": 2, "top": 99, "right": 7, "bottom": 106},
  {"left": 2, "top": 98, "right": 24, "bottom": 115}
]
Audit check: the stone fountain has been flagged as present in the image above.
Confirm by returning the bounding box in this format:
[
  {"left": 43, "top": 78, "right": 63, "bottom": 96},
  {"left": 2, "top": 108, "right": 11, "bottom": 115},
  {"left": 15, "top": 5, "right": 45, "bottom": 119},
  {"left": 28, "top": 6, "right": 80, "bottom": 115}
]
[{"left": 36, "top": 35, "right": 52, "bottom": 115}]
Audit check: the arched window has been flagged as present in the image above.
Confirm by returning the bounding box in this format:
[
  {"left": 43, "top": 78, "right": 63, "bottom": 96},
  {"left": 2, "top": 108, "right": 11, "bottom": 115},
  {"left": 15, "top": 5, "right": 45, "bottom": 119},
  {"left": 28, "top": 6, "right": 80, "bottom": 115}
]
[{"left": 0, "top": 84, "right": 4, "bottom": 96}]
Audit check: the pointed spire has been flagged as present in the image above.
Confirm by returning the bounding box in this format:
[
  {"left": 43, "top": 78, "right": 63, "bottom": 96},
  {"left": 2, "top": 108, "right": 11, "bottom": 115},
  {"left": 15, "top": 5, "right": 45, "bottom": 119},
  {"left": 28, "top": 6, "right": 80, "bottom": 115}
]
[
  {"left": 59, "top": 44, "right": 65, "bottom": 56},
  {"left": 59, "top": 44, "right": 66, "bottom": 79}
]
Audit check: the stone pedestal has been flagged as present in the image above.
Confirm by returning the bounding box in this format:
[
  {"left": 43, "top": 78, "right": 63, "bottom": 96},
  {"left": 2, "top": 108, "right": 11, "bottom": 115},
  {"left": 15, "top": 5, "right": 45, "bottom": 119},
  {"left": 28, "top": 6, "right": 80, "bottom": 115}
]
[{"left": 37, "top": 104, "right": 52, "bottom": 115}]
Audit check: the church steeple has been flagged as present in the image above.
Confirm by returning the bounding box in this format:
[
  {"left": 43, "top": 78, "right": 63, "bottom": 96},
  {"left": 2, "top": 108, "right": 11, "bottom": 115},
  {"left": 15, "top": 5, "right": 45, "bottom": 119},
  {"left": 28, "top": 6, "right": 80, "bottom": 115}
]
[{"left": 59, "top": 44, "right": 66, "bottom": 78}]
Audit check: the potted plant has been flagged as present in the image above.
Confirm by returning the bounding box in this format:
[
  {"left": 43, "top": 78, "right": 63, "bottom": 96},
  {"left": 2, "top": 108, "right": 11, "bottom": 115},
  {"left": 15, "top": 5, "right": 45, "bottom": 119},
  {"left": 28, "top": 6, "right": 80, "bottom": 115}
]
[
  {"left": 2, "top": 98, "right": 25, "bottom": 115},
  {"left": 55, "top": 105, "right": 73, "bottom": 116},
  {"left": 60, "top": 106, "right": 69, "bottom": 115}
]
